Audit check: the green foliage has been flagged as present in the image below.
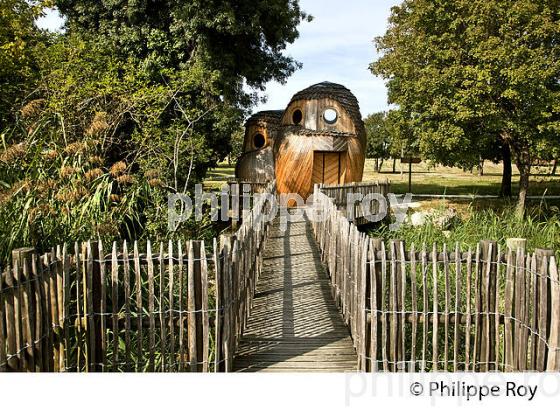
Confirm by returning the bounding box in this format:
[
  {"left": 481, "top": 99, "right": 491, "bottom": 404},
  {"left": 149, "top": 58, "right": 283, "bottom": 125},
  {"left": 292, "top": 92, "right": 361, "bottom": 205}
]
[
  {"left": 364, "top": 110, "right": 420, "bottom": 161},
  {"left": 385, "top": 109, "right": 418, "bottom": 158},
  {"left": 364, "top": 112, "right": 390, "bottom": 159},
  {"left": 48, "top": 0, "right": 310, "bottom": 191},
  {"left": 0, "top": 1, "right": 310, "bottom": 261},
  {"left": 0, "top": 0, "right": 48, "bottom": 129},
  {"left": 228, "top": 127, "right": 245, "bottom": 164},
  {"left": 0, "top": 35, "right": 239, "bottom": 258},
  {"left": 56, "top": 0, "right": 311, "bottom": 100},
  {"left": 372, "top": 0, "right": 560, "bottom": 213}
]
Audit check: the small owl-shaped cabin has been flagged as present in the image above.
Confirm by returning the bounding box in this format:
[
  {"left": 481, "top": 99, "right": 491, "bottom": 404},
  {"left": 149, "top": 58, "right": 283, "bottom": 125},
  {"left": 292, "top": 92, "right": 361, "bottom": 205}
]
[
  {"left": 235, "top": 82, "right": 366, "bottom": 200},
  {"left": 235, "top": 110, "right": 282, "bottom": 183}
]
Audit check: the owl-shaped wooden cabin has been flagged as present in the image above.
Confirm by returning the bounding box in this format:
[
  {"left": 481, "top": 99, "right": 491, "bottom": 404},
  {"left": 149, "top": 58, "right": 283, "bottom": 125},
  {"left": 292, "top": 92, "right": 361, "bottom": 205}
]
[
  {"left": 235, "top": 110, "right": 282, "bottom": 183},
  {"left": 236, "top": 82, "right": 366, "bottom": 199}
]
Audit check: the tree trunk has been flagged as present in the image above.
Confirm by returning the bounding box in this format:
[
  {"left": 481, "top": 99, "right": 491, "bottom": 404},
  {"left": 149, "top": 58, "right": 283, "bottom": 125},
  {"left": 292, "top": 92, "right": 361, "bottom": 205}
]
[
  {"left": 477, "top": 157, "right": 484, "bottom": 176},
  {"left": 516, "top": 165, "right": 530, "bottom": 218},
  {"left": 392, "top": 158, "right": 397, "bottom": 173},
  {"left": 513, "top": 144, "right": 531, "bottom": 218},
  {"left": 379, "top": 158, "right": 385, "bottom": 172},
  {"left": 551, "top": 159, "right": 557, "bottom": 176},
  {"left": 500, "top": 143, "right": 512, "bottom": 197},
  {"left": 375, "top": 158, "right": 379, "bottom": 172},
  {"left": 504, "top": 132, "right": 531, "bottom": 218}
]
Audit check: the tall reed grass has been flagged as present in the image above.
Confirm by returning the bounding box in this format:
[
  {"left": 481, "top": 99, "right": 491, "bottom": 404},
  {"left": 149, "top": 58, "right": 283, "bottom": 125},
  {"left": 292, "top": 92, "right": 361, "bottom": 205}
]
[{"left": 368, "top": 202, "right": 560, "bottom": 253}]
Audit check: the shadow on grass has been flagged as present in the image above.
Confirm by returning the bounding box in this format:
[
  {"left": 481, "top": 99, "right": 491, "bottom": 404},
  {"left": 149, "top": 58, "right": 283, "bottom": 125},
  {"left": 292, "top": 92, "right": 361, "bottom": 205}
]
[{"left": 389, "top": 180, "right": 560, "bottom": 196}]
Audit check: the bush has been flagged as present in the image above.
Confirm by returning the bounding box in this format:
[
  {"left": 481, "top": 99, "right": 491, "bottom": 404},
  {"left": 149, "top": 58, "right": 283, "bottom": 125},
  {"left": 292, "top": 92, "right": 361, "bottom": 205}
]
[{"left": 0, "top": 36, "right": 233, "bottom": 262}]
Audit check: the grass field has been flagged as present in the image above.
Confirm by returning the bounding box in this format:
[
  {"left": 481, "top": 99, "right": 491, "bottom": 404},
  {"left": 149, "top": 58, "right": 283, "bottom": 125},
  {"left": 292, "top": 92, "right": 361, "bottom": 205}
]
[
  {"left": 204, "top": 163, "right": 236, "bottom": 190},
  {"left": 364, "top": 159, "right": 560, "bottom": 196},
  {"left": 205, "top": 158, "right": 560, "bottom": 196},
  {"left": 204, "top": 159, "right": 559, "bottom": 250}
]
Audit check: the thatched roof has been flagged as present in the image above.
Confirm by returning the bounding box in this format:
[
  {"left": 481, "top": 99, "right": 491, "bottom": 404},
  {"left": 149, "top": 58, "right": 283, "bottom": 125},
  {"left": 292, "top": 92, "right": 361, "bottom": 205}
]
[
  {"left": 287, "top": 82, "right": 363, "bottom": 126},
  {"left": 245, "top": 110, "right": 283, "bottom": 128}
]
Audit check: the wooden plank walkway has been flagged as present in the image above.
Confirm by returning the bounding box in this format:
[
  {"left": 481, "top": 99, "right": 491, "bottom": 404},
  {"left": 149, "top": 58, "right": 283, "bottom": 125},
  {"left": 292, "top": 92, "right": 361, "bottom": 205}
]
[{"left": 233, "top": 211, "right": 358, "bottom": 372}]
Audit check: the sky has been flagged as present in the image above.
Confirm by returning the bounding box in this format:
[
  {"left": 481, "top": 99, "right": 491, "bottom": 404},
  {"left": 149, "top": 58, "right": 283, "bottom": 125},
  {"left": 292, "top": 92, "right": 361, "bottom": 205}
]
[
  {"left": 254, "top": 0, "right": 401, "bottom": 116},
  {"left": 35, "top": 7, "right": 65, "bottom": 32},
  {"left": 36, "top": 0, "right": 401, "bottom": 117}
]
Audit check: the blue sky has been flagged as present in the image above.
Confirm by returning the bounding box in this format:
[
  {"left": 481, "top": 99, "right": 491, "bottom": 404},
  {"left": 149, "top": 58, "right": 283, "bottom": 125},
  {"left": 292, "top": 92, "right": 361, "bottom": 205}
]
[
  {"left": 254, "top": 0, "right": 401, "bottom": 116},
  {"left": 37, "top": 0, "right": 401, "bottom": 117}
]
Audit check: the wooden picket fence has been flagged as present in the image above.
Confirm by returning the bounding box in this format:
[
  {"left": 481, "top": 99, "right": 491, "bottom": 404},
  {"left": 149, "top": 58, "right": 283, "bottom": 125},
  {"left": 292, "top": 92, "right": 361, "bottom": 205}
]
[
  {"left": 3, "top": 178, "right": 560, "bottom": 373},
  {"left": 0, "top": 181, "right": 276, "bottom": 372},
  {"left": 319, "top": 180, "right": 391, "bottom": 225},
  {"left": 227, "top": 179, "right": 271, "bottom": 194},
  {"left": 312, "top": 186, "right": 560, "bottom": 372}
]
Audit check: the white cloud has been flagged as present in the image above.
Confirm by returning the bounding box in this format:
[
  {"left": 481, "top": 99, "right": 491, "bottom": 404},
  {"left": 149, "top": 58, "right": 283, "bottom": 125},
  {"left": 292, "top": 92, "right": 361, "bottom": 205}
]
[
  {"left": 37, "top": 1, "right": 400, "bottom": 116},
  {"left": 255, "top": 0, "right": 401, "bottom": 116}
]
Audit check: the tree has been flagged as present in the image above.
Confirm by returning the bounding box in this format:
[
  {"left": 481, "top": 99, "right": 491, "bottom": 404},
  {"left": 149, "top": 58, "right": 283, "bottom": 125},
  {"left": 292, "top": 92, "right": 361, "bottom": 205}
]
[
  {"left": 56, "top": 0, "right": 311, "bottom": 104},
  {"left": 228, "top": 127, "right": 245, "bottom": 165},
  {"left": 0, "top": 0, "right": 48, "bottom": 129},
  {"left": 372, "top": 0, "right": 560, "bottom": 216},
  {"left": 364, "top": 110, "right": 420, "bottom": 173},
  {"left": 0, "top": 1, "right": 311, "bottom": 258},
  {"left": 51, "top": 0, "right": 311, "bottom": 187},
  {"left": 385, "top": 109, "right": 418, "bottom": 159},
  {"left": 364, "top": 112, "right": 390, "bottom": 171}
]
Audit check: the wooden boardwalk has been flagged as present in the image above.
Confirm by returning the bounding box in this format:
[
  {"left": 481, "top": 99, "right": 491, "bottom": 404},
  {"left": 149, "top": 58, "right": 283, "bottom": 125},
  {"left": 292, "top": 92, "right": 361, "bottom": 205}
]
[{"left": 233, "top": 211, "right": 358, "bottom": 372}]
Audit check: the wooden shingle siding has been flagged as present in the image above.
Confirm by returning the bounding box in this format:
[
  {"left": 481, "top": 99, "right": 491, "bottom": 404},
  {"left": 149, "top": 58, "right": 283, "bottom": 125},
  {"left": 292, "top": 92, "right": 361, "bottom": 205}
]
[{"left": 237, "top": 82, "right": 366, "bottom": 201}]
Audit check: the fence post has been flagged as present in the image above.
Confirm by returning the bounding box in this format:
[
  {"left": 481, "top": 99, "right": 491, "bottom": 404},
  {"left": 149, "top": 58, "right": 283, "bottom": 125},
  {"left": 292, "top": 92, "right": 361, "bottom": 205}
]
[
  {"left": 193, "top": 241, "right": 204, "bottom": 372},
  {"left": 219, "top": 235, "right": 232, "bottom": 372},
  {"left": 547, "top": 255, "right": 560, "bottom": 371},
  {"left": 12, "top": 248, "right": 35, "bottom": 372},
  {"left": 535, "top": 249, "right": 554, "bottom": 371},
  {"left": 186, "top": 240, "right": 201, "bottom": 372},
  {"left": 368, "top": 238, "right": 383, "bottom": 372},
  {"left": 389, "top": 239, "right": 403, "bottom": 371},
  {"left": 479, "top": 240, "right": 497, "bottom": 371},
  {"left": 506, "top": 238, "right": 527, "bottom": 253},
  {"left": 370, "top": 238, "right": 383, "bottom": 312},
  {"left": 213, "top": 238, "right": 221, "bottom": 372},
  {"left": 88, "top": 241, "right": 103, "bottom": 372},
  {"left": 4, "top": 259, "right": 19, "bottom": 371},
  {"left": 231, "top": 183, "right": 240, "bottom": 232},
  {"left": 504, "top": 238, "right": 525, "bottom": 371}
]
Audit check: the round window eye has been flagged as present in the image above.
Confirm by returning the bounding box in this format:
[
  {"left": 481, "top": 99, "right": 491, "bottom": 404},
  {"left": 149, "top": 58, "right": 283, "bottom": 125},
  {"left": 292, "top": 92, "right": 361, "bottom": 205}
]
[
  {"left": 292, "top": 109, "right": 303, "bottom": 125},
  {"left": 323, "top": 108, "right": 338, "bottom": 124},
  {"left": 253, "top": 133, "right": 266, "bottom": 149}
]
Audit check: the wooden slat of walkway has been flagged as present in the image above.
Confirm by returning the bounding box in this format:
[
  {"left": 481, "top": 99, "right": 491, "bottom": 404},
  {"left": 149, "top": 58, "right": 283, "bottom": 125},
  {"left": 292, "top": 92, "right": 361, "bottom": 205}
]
[{"left": 233, "top": 212, "right": 357, "bottom": 372}]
